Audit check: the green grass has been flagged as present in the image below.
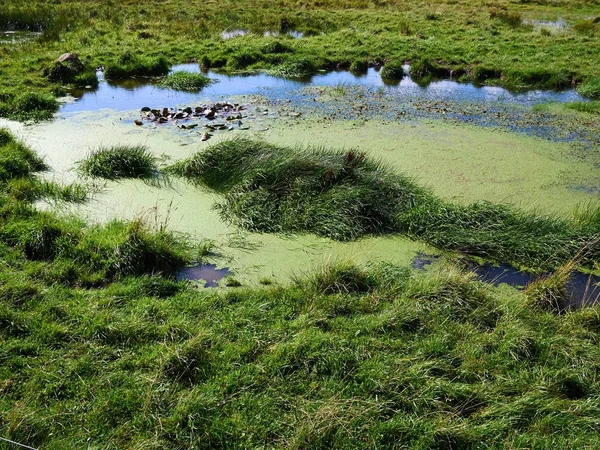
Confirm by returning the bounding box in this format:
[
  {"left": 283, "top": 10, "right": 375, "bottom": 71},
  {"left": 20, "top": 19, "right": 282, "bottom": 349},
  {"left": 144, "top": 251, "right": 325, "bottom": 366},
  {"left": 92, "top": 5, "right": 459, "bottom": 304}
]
[
  {"left": 577, "top": 77, "right": 600, "bottom": 99},
  {"left": 0, "top": 92, "right": 58, "bottom": 122},
  {"left": 565, "top": 101, "right": 600, "bottom": 114},
  {"left": 169, "top": 138, "right": 600, "bottom": 271},
  {"left": 2, "top": 0, "right": 600, "bottom": 120},
  {"left": 78, "top": 145, "right": 159, "bottom": 180},
  {"left": 4, "top": 130, "right": 600, "bottom": 449},
  {"left": 158, "top": 71, "right": 212, "bottom": 91},
  {"left": 104, "top": 51, "right": 169, "bottom": 80}
]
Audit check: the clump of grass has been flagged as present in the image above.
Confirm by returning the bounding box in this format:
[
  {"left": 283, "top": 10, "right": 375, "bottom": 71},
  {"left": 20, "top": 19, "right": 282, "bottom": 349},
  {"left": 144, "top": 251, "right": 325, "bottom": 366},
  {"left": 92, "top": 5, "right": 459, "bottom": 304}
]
[
  {"left": 577, "top": 77, "right": 600, "bottom": 99},
  {"left": 162, "top": 338, "right": 214, "bottom": 385},
  {"left": 503, "top": 68, "right": 571, "bottom": 89},
  {"left": 0, "top": 131, "right": 47, "bottom": 181},
  {"left": 564, "top": 101, "right": 600, "bottom": 114},
  {"left": 525, "top": 261, "right": 575, "bottom": 313},
  {"left": 261, "top": 40, "right": 292, "bottom": 54},
  {"left": 311, "top": 260, "right": 375, "bottom": 294},
  {"left": 168, "top": 138, "right": 426, "bottom": 241},
  {"left": 0, "top": 92, "right": 58, "bottom": 122},
  {"left": 489, "top": 8, "right": 522, "bottom": 28},
  {"left": 78, "top": 145, "right": 158, "bottom": 180},
  {"left": 350, "top": 59, "right": 368, "bottom": 73},
  {"left": 472, "top": 66, "right": 502, "bottom": 83},
  {"left": 269, "top": 58, "right": 315, "bottom": 78},
  {"left": 224, "top": 276, "right": 242, "bottom": 287},
  {"left": 104, "top": 51, "right": 169, "bottom": 79},
  {"left": 410, "top": 57, "right": 454, "bottom": 81},
  {"left": 158, "top": 71, "right": 212, "bottom": 91},
  {"left": 44, "top": 58, "right": 98, "bottom": 89},
  {"left": 170, "top": 138, "right": 600, "bottom": 270},
  {"left": 226, "top": 50, "right": 261, "bottom": 70},
  {"left": 380, "top": 60, "right": 404, "bottom": 80},
  {"left": 573, "top": 19, "right": 597, "bottom": 34}
]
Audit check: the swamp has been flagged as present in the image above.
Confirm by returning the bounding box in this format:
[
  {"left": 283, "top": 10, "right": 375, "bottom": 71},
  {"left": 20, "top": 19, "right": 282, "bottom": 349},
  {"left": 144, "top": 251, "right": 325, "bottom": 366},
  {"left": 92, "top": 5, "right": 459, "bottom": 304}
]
[{"left": 1, "top": 0, "right": 600, "bottom": 448}]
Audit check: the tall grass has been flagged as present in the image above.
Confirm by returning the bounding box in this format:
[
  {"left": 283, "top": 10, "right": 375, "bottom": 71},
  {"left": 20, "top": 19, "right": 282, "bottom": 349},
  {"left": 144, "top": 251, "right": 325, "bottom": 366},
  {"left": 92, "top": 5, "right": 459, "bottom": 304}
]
[
  {"left": 170, "top": 138, "right": 600, "bottom": 270},
  {"left": 78, "top": 145, "right": 159, "bottom": 180}
]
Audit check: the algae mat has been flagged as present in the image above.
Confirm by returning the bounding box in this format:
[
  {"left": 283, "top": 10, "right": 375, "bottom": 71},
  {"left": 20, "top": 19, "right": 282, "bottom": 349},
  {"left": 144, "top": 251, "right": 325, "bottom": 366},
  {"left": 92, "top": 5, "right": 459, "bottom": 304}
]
[{"left": 1, "top": 108, "right": 598, "bottom": 284}]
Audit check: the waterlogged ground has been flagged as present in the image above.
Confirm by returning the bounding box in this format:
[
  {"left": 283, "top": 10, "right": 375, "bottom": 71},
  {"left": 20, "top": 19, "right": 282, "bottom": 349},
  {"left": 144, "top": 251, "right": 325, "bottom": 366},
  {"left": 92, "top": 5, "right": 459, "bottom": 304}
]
[{"left": 2, "top": 66, "right": 600, "bottom": 285}]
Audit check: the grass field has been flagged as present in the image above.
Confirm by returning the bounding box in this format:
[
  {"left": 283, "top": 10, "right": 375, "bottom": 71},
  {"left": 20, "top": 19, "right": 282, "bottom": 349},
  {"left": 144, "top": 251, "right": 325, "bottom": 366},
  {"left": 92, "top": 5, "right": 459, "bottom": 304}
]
[
  {"left": 1, "top": 129, "right": 600, "bottom": 448},
  {"left": 2, "top": 0, "right": 600, "bottom": 447},
  {"left": 1, "top": 0, "right": 600, "bottom": 120}
]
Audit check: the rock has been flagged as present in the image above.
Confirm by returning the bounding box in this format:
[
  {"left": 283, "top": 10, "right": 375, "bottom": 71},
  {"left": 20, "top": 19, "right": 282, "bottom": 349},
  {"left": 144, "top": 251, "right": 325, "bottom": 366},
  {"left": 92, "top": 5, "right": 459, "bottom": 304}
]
[
  {"left": 134, "top": 120, "right": 143, "bottom": 126},
  {"left": 57, "top": 53, "right": 84, "bottom": 71},
  {"left": 201, "top": 132, "right": 211, "bottom": 141},
  {"left": 204, "top": 109, "right": 215, "bottom": 119},
  {"left": 141, "top": 107, "right": 151, "bottom": 112}
]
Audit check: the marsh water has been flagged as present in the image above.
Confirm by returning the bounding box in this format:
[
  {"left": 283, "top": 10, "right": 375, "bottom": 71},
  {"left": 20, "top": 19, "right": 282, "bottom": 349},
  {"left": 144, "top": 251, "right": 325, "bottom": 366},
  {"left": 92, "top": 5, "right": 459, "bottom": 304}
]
[
  {"left": 4, "top": 63, "right": 599, "bottom": 296},
  {"left": 412, "top": 254, "right": 600, "bottom": 309},
  {"left": 62, "top": 64, "right": 585, "bottom": 114}
]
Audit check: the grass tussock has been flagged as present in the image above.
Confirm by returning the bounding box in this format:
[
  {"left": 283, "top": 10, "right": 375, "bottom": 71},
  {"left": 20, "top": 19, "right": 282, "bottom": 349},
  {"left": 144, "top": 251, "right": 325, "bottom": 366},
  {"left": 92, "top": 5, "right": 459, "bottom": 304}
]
[
  {"left": 158, "top": 71, "right": 212, "bottom": 92},
  {"left": 169, "top": 138, "right": 425, "bottom": 241},
  {"left": 565, "top": 101, "right": 600, "bottom": 114},
  {"left": 78, "top": 145, "right": 159, "bottom": 180},
  {"left": 0, "top": 92, "right": 58, "bottom": 122},
  {"left": 104, "top": 51, "right": 169, "bottom": 80},
  {"left": 577, "top": 77, "right": 600, "bottom": 99},
  {"left": 380, "top": 60, "right": 404, "bottom": 80},
  {"left": 170, "top": 138, "right": 600, "bottom": 270}
]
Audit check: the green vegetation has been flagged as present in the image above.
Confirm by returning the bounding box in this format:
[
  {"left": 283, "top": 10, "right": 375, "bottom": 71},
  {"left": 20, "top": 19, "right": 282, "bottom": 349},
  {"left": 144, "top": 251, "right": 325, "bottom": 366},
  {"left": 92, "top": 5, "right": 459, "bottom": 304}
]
[
  {"left": 78, "top": 145, "right": 159, "bottom": 180},
  {"left": 577, "top": 77, "right": 600, "bottom": 99},
  {"left": 565, "top": 100, "right": 600, "bottom": 114},
  {"left": 170, "top": 139, "right": 600, "bottom": 270},
  {"left": 0, "top": 92, "right": 58, "bottom": 122},
  {"left": 2, "top": 0, "right": 600, "bottom": 120},
  {"left": 104, "top": 51, "right": 169, "bottom": 80},
  {"left": 158, "top": 71, "right": 212, "bottom": 91},
  {"left": 3, "top": 227, "right": 600, "bottom": 448},
  {"left": 3, "top": 129, "right": 600, "bottom": 449},
  {"left": 381, "top": 60, "right": 404, "bottom": 80}
]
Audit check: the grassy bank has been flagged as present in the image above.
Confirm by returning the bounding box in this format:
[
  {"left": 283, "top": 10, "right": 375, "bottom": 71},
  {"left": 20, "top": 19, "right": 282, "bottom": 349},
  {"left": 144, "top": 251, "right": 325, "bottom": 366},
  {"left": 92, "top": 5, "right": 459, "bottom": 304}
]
[
  {"left": 3, "top": 131, "right": 600, "bottom": 449},
  {"left": 170, "top": 139, "right": 600, "bottom": 271},
  {"left": 1, "top": 0, "right": 600, "bottom": 120}
]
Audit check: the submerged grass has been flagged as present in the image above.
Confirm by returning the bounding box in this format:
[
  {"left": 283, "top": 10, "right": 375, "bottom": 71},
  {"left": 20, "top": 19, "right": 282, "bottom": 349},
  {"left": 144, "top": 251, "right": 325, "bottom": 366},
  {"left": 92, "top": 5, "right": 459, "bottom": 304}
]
[
  {"left": 158, "top": 71, "right": 212, "bottom": 92},
  {"left": 78, "top": 144, "right": 159, "bottom": 180},
  {"left": 170, "top": 138, "right": 600, "bottom": 270},
  {"left": 4, "top": 130, "right": 600, "bottom": 448}
]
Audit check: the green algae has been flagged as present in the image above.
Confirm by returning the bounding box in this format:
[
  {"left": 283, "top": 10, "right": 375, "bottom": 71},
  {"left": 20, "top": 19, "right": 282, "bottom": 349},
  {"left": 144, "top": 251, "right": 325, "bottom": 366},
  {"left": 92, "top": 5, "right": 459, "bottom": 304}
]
[{"left": 2, "top": 106, "right": 599, "bottom": 283}]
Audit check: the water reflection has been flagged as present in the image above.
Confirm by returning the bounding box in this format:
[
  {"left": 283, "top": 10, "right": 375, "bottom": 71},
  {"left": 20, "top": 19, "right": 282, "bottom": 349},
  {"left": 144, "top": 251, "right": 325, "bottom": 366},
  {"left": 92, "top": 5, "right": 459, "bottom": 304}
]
[{"left": 61, "top": 64, "right": 586, "bottom": 114}]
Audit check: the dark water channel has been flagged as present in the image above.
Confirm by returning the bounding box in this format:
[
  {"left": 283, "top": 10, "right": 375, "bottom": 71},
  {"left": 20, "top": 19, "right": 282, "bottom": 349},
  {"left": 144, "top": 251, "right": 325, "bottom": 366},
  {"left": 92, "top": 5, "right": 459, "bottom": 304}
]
[
  {"left": 412, "top": 253, "right": 600, "bottom": 310},
  {"left": 176, "top": 263, "right": 231, "bottom": 287},
  {"left": 61, "top": 64, "right": 585, "bottom": 114}
]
